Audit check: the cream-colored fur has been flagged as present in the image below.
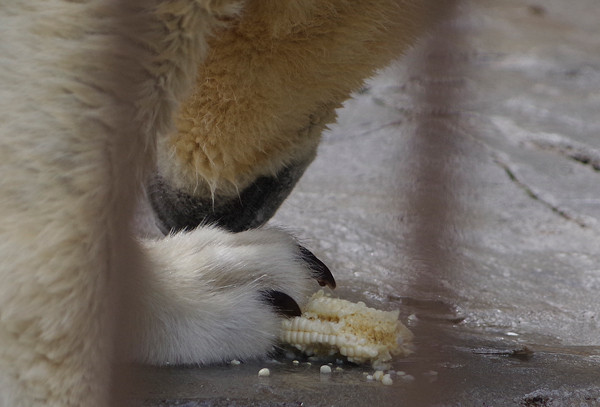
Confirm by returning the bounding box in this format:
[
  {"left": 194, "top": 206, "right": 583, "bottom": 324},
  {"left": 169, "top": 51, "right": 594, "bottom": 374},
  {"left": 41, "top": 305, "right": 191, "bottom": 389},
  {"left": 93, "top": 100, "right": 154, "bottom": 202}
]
[
  {"left": 0, "top": 1, "right": 438, "bottom": 406},
  {"left": 161, "top": 0, "right": 441, "bottom": 197}
]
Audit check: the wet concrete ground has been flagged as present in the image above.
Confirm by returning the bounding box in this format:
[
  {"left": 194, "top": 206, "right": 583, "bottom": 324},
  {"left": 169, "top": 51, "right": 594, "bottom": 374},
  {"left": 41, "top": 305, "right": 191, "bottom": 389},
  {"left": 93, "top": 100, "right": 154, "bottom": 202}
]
[{"left": 142, "top": 1, "right": 600, "bottom": 405}]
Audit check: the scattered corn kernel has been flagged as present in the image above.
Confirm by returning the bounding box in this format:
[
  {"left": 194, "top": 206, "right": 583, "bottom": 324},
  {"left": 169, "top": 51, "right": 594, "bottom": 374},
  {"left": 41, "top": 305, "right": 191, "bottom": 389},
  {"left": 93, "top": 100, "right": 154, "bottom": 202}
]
[
  {"left": 381, "top": 374, "right": 393, "bottom": 386},
  {"left": 320, "top": 365, "right": 332, "bottom": 374}
]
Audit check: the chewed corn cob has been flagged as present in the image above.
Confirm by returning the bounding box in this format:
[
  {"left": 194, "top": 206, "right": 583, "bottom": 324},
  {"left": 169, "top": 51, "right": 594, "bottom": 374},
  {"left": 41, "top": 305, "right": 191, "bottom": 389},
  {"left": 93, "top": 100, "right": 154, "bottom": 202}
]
[{"left": 280, "top": 290, "right": 413, "bottom": 367}]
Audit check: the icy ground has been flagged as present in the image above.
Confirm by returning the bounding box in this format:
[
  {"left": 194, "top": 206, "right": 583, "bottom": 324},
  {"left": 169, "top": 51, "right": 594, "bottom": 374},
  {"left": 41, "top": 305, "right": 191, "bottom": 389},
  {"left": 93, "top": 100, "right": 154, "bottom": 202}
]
[{"left": 142, "top": 1, "right": 600, "bottom": 405}]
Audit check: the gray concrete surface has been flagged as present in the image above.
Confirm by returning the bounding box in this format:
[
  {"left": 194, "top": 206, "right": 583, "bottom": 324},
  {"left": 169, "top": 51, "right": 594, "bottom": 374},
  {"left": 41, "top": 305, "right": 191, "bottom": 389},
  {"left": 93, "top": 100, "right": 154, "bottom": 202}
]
[{"left": 141, "top": 1, "right": 600, "bottom": 405}]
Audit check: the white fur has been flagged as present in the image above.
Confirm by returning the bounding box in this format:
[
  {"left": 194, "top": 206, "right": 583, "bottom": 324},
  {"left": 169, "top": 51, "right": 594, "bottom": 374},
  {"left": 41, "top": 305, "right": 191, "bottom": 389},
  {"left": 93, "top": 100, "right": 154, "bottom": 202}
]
[
  {"left": 138, "top": 227, "right": 313, "bottom": 365},
  {"left": 0, "top": 1, "right": 315, "bottom": 406}
]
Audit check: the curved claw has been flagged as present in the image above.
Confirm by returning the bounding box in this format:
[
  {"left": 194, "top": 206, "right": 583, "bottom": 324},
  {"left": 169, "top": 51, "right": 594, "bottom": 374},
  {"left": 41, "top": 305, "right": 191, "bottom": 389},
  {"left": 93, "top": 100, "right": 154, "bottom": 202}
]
[
  {"left": 260, "top": 290, "right": 302, "bottom": 317},
  {"left": 298, "top": 246, "right": 336, "bottom": 289}
]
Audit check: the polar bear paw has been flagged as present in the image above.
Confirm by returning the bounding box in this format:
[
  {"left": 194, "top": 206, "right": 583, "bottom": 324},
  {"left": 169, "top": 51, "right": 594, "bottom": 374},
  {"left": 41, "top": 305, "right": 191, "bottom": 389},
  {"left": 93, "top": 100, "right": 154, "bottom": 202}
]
[{"left": 137, "top": 226, "right": 334, "bottom": 365}]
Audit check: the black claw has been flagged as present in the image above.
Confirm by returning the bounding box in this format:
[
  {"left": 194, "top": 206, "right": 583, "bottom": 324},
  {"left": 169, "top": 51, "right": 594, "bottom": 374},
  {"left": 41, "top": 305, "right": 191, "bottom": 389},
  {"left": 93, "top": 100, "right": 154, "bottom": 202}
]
[
  {"left": 261, "top": 290, "right": 302, "bottom": 317},
  {"left": 298, "top": 246, "right": 336, "bottom": 289}
]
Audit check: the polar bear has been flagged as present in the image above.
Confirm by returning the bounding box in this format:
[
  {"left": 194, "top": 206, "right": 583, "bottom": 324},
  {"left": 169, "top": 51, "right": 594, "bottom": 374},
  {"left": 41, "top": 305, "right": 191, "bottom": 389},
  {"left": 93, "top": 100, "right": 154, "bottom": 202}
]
[{"left": 0, "top": 1, "right": 444, "bottom": 406}]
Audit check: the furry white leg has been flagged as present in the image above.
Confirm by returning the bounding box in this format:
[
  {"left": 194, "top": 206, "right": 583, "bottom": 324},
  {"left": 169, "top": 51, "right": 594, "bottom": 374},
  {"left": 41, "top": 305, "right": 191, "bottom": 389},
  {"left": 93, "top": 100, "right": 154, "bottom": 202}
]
[
  {"left": 0, "top": 0, "right": 244, "bottom": 405},
  {"left": 0, "top": 2, "right": 137, "bottom": 404},
  {"left": 137, "top": 227, "right": 325, "bottom": 365}
]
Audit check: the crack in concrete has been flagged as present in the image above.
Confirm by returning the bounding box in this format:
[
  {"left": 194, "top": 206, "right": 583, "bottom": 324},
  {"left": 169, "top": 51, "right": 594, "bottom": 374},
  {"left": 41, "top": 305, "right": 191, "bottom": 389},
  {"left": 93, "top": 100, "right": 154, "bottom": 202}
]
[
  {"left": 530, "top": 139, "right": 600, "bottom": 172},
  {"left": 493, "top": 157, "right": 589, "bottom": 229}
]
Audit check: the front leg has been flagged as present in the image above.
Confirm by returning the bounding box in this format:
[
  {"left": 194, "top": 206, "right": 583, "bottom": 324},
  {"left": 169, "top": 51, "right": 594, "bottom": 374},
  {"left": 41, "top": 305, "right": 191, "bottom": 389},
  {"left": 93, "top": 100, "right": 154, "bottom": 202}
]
[{"left": 136, "top": 226, "right": 334, "bottom": 365}]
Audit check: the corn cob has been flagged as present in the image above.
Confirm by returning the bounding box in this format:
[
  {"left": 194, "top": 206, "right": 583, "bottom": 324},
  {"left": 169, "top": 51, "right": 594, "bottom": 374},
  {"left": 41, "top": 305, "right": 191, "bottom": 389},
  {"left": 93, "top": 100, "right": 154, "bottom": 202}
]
[{"left": 280, "top": 290, "right": 413, "bottom": 368}]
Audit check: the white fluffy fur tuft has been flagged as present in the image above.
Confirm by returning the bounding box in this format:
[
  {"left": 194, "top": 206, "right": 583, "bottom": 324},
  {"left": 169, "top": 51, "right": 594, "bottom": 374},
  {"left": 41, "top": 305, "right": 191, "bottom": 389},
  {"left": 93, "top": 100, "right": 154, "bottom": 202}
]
[{"left": 138, "top": 227, "right": 313, "bottom": 365}]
